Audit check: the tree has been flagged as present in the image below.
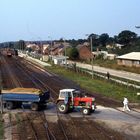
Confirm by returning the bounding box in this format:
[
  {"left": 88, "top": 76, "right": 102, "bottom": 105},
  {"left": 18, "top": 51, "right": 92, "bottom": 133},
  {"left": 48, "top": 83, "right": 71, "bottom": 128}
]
[
  {"left": 18, "top": 40, "right": 26, "bottom": 50},
  {"left": 8, "top": 42, "right": 14, "bottom": 48},
  {"left": 88, "top": 33, "right": 99, "bottom": 46},
  {"left": 59, "top": 38, "right": 64, "bottom": 42},
  {"left": 77, "top": 39, "right": 87, "bottom": 44},
  {"left": 99, "top": 33, "right": 109, "bottom": 46},
  {"left": 108, "top": 37, "right": 115, "bottom": 45},
  {"left": 68, "top": 47, "right": 79, "bottom": 60},
  {"left": 117, "top": 30, "right": 137, "bottom": 45},
  {"left": 113, "top": 35, "right": 119, "bottom": 44}
]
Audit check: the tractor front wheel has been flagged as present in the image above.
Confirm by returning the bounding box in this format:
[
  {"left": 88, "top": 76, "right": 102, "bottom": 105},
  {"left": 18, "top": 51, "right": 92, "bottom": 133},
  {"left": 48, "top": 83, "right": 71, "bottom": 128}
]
[
  {"left": 82, "top": 108, "right": 90, "bottom": 115},
  {"left": 57, "top": 101, "right": 69, "bottom": 114}
]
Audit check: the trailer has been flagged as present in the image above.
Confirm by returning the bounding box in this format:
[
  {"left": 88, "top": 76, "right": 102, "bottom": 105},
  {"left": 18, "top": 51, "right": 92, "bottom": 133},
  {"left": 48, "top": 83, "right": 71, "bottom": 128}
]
[{"left": 1, "top": 88, "right": 50, "bottom": 111}]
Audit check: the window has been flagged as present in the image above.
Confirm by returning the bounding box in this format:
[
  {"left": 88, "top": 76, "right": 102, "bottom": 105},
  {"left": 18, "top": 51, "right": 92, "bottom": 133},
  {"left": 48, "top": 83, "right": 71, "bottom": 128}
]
[
  {"left": 60, "top": 92, "right": 66, "bottom": 98},
  {"left": 133, "top": 61, "right": 140, "bottom": 65},
  {"left": 60, "top": 92, "right": 71, "bottom": 98}
]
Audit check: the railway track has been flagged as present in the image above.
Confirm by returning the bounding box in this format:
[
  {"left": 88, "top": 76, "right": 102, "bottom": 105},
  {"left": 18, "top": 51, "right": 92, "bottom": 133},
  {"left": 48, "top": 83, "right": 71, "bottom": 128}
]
[
  {"left": 24, "top": 112, "right": 55, "bottom": 140},
  {"left": 0, "top": 56, "right": 57, "bottom": 140},
  {"left": 8, "top": 57, "right": 69, "bottom": 140},
  {"left": 0, "top": 56, "right": 21, "bottom": 88},
  {"left": 17, "top": 60, "right": 70, "bottom": 140},
  {"left": 1, "top": 55, "right": 134, "bottom": 140}
]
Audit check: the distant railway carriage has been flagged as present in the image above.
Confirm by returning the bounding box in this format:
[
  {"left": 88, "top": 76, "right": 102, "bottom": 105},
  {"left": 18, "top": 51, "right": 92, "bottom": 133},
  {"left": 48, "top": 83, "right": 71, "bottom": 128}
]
[
  {"left": 6, "top": 49, "right": 18, "bottom": 57},
  {"left": 14, "top": 50, "right": 18, "bottom": 56},
  {"left": 7, "top": 51, "right": 12, "bottom": 57}
]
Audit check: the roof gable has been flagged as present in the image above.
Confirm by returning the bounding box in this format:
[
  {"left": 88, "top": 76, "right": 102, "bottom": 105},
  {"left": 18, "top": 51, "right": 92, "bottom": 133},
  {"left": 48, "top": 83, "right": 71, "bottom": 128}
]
[{"left": 117, "top": 52, "right": 140, "bottom": 61}]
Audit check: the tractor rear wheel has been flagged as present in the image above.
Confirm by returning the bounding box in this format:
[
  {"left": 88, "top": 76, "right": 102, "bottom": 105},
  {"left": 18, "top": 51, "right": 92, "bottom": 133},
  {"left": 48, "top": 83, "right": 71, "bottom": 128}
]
[
  {"left": 57, "top": 101, "right": 69, "bottom": 114},
  {"left": 82, "top": 108, "right": 90, "bottom": 115}
]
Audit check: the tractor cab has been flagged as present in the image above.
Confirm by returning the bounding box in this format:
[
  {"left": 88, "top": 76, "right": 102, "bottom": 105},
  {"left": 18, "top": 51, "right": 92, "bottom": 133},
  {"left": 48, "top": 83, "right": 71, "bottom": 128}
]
[
  {"left": 57, "top": 89, "right": 96, "bottom": 115},
  {"left": 58, "top": 88, "right": 79, "bottom": 97}
]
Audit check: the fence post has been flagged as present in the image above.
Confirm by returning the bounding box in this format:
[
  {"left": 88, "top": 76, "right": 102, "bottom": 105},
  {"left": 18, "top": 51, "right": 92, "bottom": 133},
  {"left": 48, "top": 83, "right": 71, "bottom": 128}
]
[{"left": 0, "top": 71, "right": 3, "bottom": 114}]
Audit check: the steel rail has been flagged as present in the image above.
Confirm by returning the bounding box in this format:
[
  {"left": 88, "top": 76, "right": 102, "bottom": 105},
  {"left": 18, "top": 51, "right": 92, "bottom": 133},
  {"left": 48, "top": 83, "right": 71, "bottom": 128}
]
[
  {"left": 24, "top": 113, "right": 39, "bottom": 140},
  {"left": 0, "top": 56, "right": 18, "bottom": 88},
  {"left": 41, "top": 112, "right": 57, "bottom": 140},
  {"left": 83, "top": 116, "right": 115, "bottom": 140},
  {"left": 22, "top": 107, "right": 53, "bottom": 140},
  {"left": 2, "top": 56, "right": 23, "bottom": 87},
  {"left": 64, "top": 114, "right": 96, "bottom": 140}
]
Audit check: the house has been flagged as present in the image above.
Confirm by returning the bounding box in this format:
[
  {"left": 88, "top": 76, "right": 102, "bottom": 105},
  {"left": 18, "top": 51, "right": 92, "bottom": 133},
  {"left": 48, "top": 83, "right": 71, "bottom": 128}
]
[
  {"left": 115, "top": 43, "right": 124, "bottom": 49},
  {"left": 93, "top": 50, "right": 116, "bottom": 60},
  {"left": 106, "top": 43, "right": 123, "bottom": 49},
  {"left": 106, "top": 44, "right": 114, "bottom": 49},
  {"left": 26, "top": 43, "right": 40, "bottom": 52},
  {"left": 42, "top": 44, "right": 50, "bottom": 55},
  {"left": 50, "top": 42, "right": 71, "bottom": 56},
  {"left": 106, "top": 53, "right": 117, "bottom": 60},
  {"left": 51, "top": 47, "right": 60, "bottom": 56},
  {"left": 52, "top": 56, "right": 68, "bottom": 65},
  {"left": 76, "top": 45, "right": 94, "bottom": 61},
  {"left": 117, "top": 52, "right": 140, "bottom": 67}
]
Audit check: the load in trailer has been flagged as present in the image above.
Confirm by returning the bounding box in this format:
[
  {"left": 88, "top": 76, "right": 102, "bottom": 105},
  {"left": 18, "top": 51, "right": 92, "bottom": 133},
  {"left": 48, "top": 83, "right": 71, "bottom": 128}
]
[
  {"left": 1, "top": 88, "right": 50, "bottom": 111},
  {"left": 56, "top": 89, "right": 96, "bottom": 115}
]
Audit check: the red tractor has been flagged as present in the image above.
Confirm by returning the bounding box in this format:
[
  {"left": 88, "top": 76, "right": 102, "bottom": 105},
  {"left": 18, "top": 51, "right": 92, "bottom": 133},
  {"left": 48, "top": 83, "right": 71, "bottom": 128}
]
[{"left": 56, "top": 89, "right": 96, "bottom": 115}]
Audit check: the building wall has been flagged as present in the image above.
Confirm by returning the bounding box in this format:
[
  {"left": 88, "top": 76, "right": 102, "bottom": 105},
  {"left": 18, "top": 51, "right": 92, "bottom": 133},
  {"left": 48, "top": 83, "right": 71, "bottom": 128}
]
[
  {"left": 79, "top": 46, "right": 93, "bottom": 61},
  {"left": 42, "top": 55, "right": 49, "bottom": 61},
  {"left": 117, "top": 59, "right": 140, "bottom": 67},
  {"left": 106, "top": 54, "right": 116, "bottom": 60},
  {"left": 53, "top": 58, "right": 66, "bottom": 65}
]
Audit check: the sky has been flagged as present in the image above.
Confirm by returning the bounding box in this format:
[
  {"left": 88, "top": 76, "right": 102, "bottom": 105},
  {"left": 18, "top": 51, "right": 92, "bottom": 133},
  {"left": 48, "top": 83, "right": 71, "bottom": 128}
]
[{"left": 0, "top": 0, "right": 140, "bottom": 42}]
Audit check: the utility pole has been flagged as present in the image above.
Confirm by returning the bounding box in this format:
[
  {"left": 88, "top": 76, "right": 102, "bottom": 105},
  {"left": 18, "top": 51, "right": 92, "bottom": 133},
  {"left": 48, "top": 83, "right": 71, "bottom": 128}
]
[
  {"left": 63, "top": 38, "right": 67, "bottom": 69},
  {"left": 48, "top": 36, "right": 53, "bottom": 63},
  {"left": 41, "top": 40, "right": 43, "bottom": 61},
  {"left": 85, "top": 34, "right": 94, "bottom": 78},
  {"left": 38, "top": 37, "right": 43, "bottom": 61},
  {"left": 90, "top": 36, "right": 94, "bottom": 79}
]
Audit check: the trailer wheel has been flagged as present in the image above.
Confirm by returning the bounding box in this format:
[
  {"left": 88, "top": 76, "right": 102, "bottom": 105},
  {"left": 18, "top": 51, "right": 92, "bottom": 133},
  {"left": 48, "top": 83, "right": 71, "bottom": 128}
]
[
  {"left": 82, "top": 108, "right": 90, "bottom": 115},
  {"left": 57, "top": 101, "right": 68, "bottom": 114},
  {"left": 6, "top": 102, "right": 14, "bottom": 110},
  {"left": 31, "top": 103, "right": 38, "bottom": 111}
]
